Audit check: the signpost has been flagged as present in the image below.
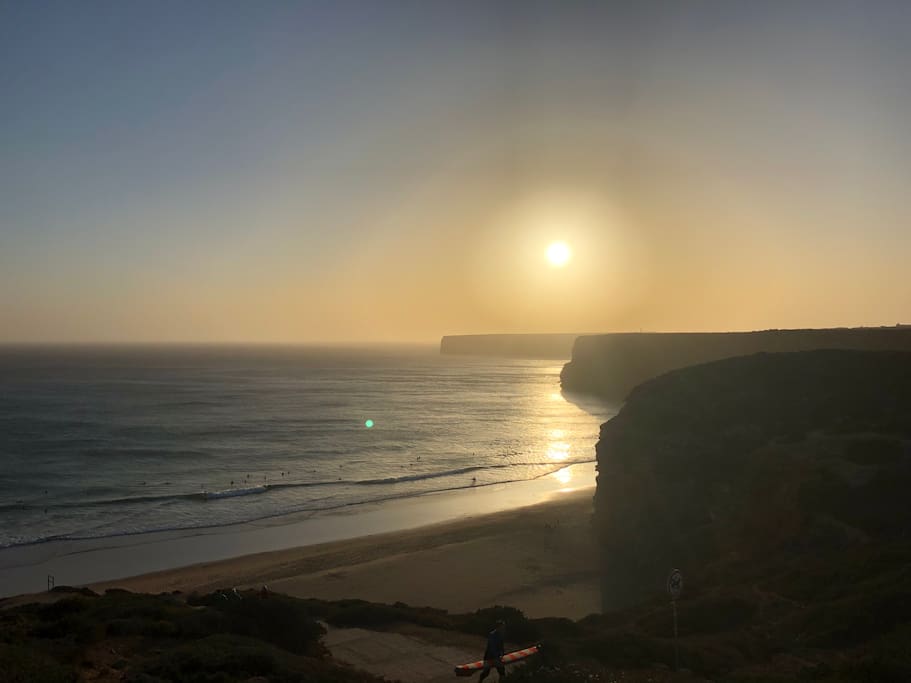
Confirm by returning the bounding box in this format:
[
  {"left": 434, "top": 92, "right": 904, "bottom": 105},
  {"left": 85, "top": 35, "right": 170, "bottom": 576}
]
[{"left": 667, "top": 568, "right": 683, "bottom": 671}]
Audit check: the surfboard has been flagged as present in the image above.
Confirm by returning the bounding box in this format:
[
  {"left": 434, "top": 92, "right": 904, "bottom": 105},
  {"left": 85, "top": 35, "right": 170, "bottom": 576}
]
[{"left": 454, "top": 644, "right": 541, "bottom": 677}]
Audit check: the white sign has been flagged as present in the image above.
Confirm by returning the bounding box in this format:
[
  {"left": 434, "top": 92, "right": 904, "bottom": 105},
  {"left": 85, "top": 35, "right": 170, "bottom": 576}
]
[{"left": 667, "top": 568, "right": 683, "bottom": 599}]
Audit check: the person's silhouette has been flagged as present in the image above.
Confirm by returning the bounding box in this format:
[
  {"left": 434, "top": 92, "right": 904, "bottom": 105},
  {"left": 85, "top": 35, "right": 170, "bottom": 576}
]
[{"left": 479, "top": 620, "right": 506, "bottom": 680}]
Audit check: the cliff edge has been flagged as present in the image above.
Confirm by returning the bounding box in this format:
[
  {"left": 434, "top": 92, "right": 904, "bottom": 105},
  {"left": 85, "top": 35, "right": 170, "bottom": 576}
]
[
  {"left": 594, "top": 349, "right": 911, "bottom": 612},
  {"left": 562, "top": 327, "right": 911, "bottom": 401}
]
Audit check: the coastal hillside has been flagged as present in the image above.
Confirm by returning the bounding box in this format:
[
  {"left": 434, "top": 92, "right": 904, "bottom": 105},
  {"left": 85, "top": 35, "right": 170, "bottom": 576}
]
[
  {"left": 594, "top": 347, "right": 911, "bottom": 615},
  {"left": 561, "top": 327, "right": 911, "bottom": 400},
  {"left": 594, "top": 350, "right": 911, "bottom": 606},
  {"left": 440, "top": 334, "right": 580, "bottom": 359}
]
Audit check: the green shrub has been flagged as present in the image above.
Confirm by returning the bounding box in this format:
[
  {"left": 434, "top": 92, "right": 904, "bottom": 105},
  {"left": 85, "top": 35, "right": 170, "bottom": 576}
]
[
  {"left": 312, "top": 597, "right": 454, "bottom": 631},
  {"left": 323, "top": 600, "right": 403, "bottom": 628},
  {"left": 575, "top": 631, "right": 669, "bottom": 668},
  {"left": 637, "top": 596, "right": 756, "bottom": 637},
  {"left": 843, "top": 437, "right": 903, "bottom": 465},
  {"left": 143, "top": 634, "right": 279, "bottom": 682},
  {"left": 143, "top": 633, "right": 382, "bottom": 683},
  {"left": 801, "top": 591, "right": 911, "bottom": 648},
  {"left": 191, "top": 591, "right": 325, "bottom": 656},
  {"left": 0, "top": 643, "right": 77, "bottom": 683},
  {"left": 460, "top": 605, "right": 539, "bottom": 642},
  {"left": 505, "top": 660, "right": 611, "bottom": 682},
  {"left": 38, "top": 597, "right": 89, "bottom": 620}
]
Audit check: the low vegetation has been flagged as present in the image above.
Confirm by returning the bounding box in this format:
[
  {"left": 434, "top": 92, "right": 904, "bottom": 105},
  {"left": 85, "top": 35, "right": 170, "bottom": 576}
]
[
  {"left": 0, "top": 587, "right": 382, "bottom": 683},
  {"left": 4, "top": 565, "right": 910, "bottom": 683}
]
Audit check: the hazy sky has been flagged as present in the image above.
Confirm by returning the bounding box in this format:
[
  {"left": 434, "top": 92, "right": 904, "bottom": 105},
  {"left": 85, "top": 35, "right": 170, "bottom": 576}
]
[{"left": 3, "top": 1, "right": 910, "bottom": 343}]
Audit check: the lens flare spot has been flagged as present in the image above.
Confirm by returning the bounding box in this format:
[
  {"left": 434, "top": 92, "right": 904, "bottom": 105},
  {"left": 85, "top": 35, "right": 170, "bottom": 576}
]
[{"left": 364, "top": 419, "right": 374, "bottom": 428}]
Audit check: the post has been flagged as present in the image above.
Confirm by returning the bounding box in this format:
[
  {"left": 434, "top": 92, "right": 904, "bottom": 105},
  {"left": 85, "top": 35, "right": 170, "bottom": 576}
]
[
  {"left": 47, "top": 574, "right": 55, "bottom": 592},
  {"left": 672, "top": 598, "right": 679, "bottom": 671},
  {"left": 666, "top": 568, "right": 683, "bottom": 671}
]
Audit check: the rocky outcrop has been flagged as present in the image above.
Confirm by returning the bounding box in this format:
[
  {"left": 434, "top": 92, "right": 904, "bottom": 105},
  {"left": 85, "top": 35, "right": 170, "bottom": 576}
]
[
  {"left": 440, "top": 334, "right": 580, "bottom": 359},
  {"left": 593, "top": 350, "right": 911, "bottom": 610},
  {"left": 562, "top": 327, "right": 911, "bottom": 401}
]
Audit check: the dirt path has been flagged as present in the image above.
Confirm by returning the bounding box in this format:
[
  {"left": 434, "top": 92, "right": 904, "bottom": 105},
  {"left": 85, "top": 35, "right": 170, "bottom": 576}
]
[{"left": 323, "top": 625, "right": 480, "bottom": 683}]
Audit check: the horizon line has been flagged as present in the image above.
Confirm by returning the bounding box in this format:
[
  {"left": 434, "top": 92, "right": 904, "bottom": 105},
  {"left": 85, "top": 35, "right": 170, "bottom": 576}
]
[{"left": 2, "top": 323, "right": 909, "bottom": 347}]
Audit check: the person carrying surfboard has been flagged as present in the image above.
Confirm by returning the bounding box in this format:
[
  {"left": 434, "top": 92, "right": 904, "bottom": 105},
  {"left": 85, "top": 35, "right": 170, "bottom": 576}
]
[{"left": 479, "top": 620, "right": 507, "bottom": 680}]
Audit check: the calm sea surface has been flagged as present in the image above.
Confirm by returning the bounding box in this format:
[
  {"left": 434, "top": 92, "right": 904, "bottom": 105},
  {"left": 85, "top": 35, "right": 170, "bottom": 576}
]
[{"left": 0, "top": 345, "right": 613, "bottom": 549}]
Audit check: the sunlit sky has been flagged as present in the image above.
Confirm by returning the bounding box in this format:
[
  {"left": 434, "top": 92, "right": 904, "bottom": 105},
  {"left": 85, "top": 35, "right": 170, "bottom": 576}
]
[{"left": 3, "top": 1, "right": 910, "bottom": 343}]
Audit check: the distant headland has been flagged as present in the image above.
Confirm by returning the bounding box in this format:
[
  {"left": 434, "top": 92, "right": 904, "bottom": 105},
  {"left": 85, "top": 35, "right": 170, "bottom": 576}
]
[
  {"left": 439, "top": 333, "right": 581, "bottom": 359},
  {"left": 562, "top": 326, "right": 911, "bottom": 400}
]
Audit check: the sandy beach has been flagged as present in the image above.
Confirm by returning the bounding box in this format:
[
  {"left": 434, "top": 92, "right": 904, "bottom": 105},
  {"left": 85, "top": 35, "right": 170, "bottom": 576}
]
[
  {"left": 1, "top": 488, "right": 601, "bottom": 683},
  {"left": 84, "top": 488, "right": 600, "bottom": 620}
]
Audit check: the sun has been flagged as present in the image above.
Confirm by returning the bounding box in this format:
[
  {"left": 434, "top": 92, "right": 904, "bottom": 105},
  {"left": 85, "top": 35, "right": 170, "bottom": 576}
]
[{"left": 546, "top": 241, "right": 571, "bottom": 267}]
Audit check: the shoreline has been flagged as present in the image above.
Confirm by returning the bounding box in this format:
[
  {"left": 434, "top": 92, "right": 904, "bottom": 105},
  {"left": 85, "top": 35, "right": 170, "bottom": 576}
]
[
  {"left": 1, "top": 462, "right": 598, "bottom": 611},
  {"left": 86, "top": 486, "right": 601, "bottom": 619}
]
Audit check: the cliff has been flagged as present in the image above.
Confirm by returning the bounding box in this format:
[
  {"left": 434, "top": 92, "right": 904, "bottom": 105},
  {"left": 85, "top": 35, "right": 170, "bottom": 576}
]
[
  {"left": 593, "top": 350, "right": 911, "bottom": 612},
  {"left": 561, "top": 327, "right": 911, "bottom": 400},
  {"left": 440, "top": 333, "right": 580, "bottom": 359}
]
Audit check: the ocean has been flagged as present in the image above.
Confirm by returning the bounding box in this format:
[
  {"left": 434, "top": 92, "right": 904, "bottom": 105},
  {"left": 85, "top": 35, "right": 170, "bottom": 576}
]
[{"left": 0, "top": 345, "right": 613, "bottom": 551}]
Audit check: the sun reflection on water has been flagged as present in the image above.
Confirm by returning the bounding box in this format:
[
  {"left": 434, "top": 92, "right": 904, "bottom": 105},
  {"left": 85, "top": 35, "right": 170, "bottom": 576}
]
[
  {"left": 551, "top": 466, "right": 573, "bottom": 485},
  {"left": 546, "top": 441, "right": 571, "bottom": 461}
]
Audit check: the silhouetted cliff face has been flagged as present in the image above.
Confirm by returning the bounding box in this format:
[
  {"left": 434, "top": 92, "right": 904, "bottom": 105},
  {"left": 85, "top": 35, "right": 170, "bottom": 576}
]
[
  {"left": 440, "top": 334, "right": 579, "bottom": 359},
  {"left": 594, "top": 350, "right": 911, "bottom": 610},
  {"left": 562, "top": 328, "right": 911, "bottom": 400}
]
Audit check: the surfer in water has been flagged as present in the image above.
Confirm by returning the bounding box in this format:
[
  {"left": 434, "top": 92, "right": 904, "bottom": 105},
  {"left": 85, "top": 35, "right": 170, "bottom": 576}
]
[{"left": 479, "top": 620, "right": 506, "bottom": 680}]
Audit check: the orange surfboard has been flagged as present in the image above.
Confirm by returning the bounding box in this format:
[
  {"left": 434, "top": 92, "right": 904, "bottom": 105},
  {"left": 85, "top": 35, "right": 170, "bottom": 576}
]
[{"left": 454, "top": 644, "right": 541, "bottom": 677}]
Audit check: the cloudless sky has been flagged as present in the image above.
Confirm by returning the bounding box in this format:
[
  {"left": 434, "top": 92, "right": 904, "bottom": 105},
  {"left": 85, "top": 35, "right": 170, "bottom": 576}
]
[{"left": 2, "top": 1, "right": 910, "bottom": 342}]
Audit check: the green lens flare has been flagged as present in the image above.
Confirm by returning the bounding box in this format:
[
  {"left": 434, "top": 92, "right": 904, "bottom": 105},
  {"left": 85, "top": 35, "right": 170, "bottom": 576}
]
[{"left": 364, "top": 419, "right": 374, "bottom": 428}]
